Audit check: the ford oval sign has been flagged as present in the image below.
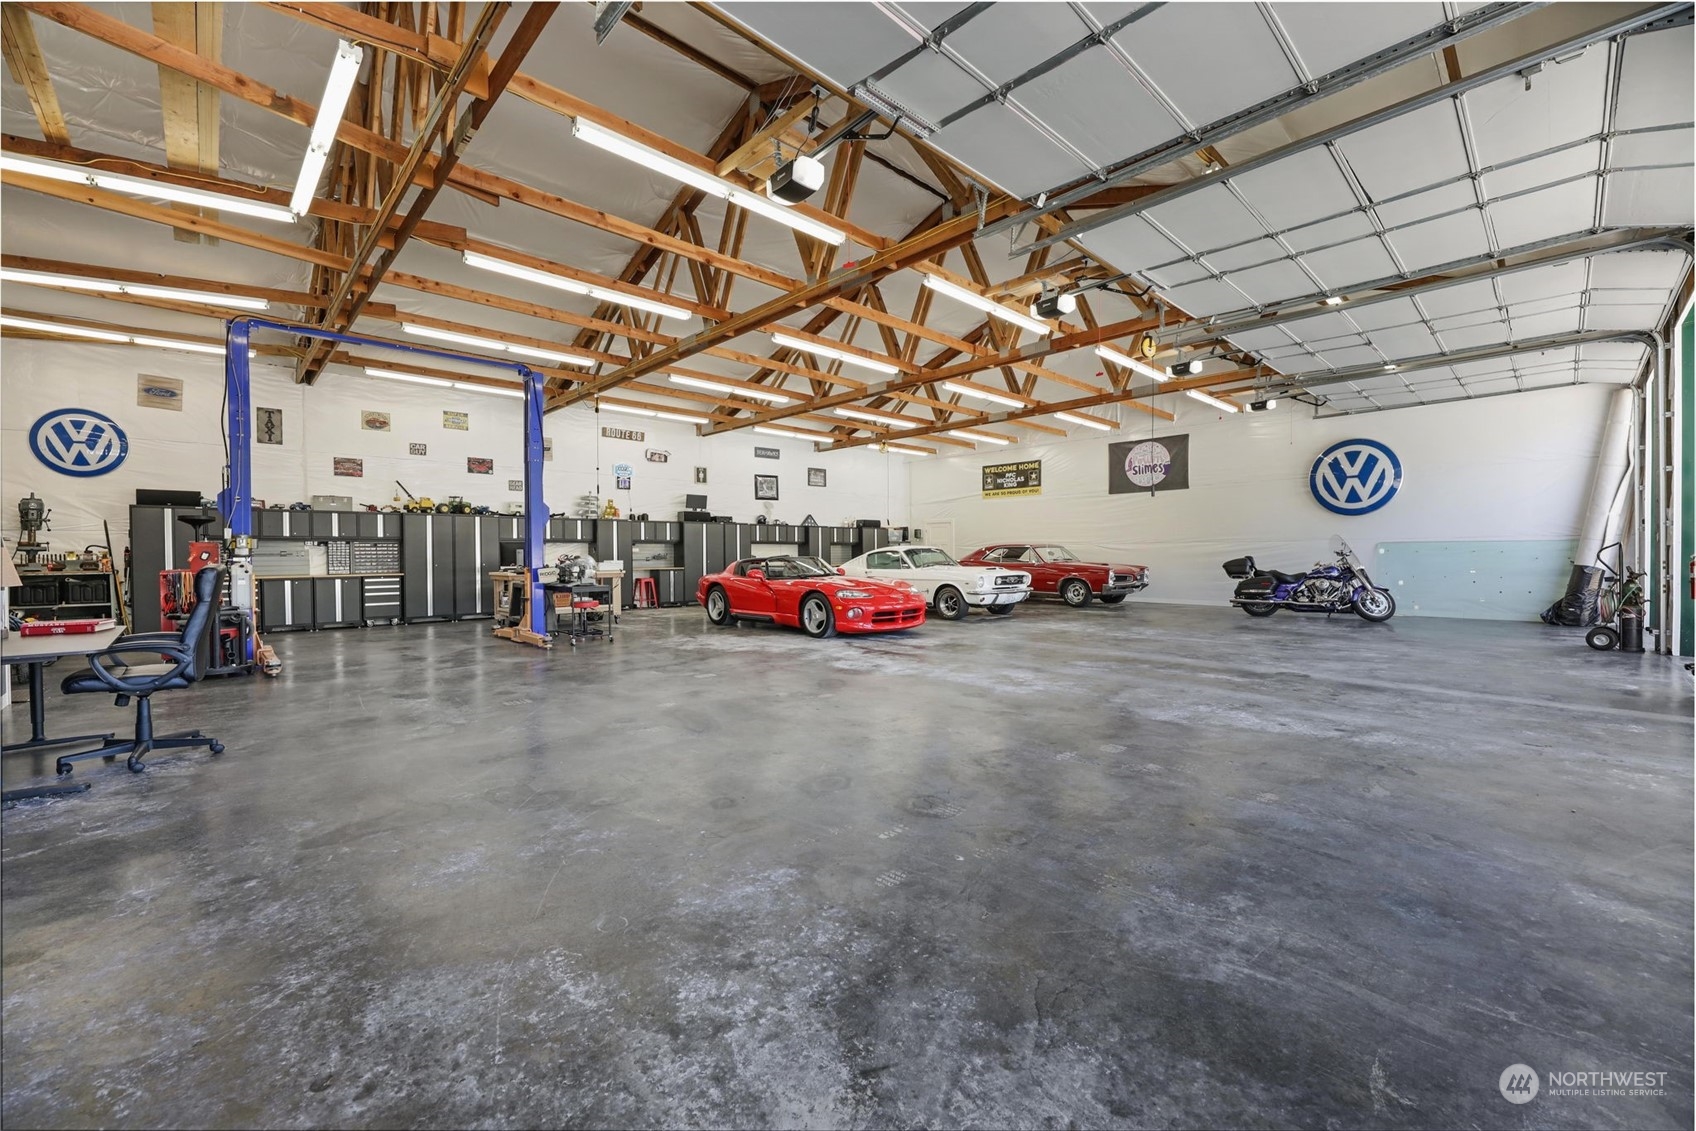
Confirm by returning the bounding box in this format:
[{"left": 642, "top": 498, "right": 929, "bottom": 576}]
[
  {"left": 29, "top": 408, "right": 130, "bottom": 477},
  {"left": 1310, "top": 439, "right": 1401, "bottom": 516}
]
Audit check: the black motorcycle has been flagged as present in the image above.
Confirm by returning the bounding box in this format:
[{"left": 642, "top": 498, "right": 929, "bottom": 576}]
[{"left": 1223, "top": 537, "right": 1396, "bottom": 622}]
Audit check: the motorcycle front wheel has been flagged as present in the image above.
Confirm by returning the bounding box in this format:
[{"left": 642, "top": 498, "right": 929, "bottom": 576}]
[
  {"left": 1353, "top": 588, "right": 1396, "bottom": 622},
  {"left": 1241, "top": 601, "right": 1278, "bottom": 617}
]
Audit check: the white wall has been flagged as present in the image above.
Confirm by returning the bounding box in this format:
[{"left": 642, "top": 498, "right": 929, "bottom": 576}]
[
  {"left": 910, "top": 384, "right": 1617, "bottom": 619},
  {"left": 0, "top": 340, "right": 909, "bottom": 554}
]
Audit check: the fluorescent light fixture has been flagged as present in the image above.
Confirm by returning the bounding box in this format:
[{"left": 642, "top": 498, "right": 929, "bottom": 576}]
[
  {"left": 365, "top": 368, "right": 523, "bottom": 398},
  {"left": 754, "top": 425, "right": 813, "bottom": 441},
  {"left": 1, "top": 314, "right": 129, "bottom": 342},
  {"left": 942, "top": 380, "right": 1024, "bottom": 408},
  {"left": 947, "top": 429, "right": 1010, "bottom": 445},
  {"left": 1, "top": 314, "right": 252, "bottom": 355},
  {"left": 655, "top": 410, "right": 708, "bottom": 424},
  {"left": 130, "top": 335, "right": 224, "bottom": 356},
  {"left": 571, "top": 117, "right": 846, "bottom": 246},
  {"left": 1323, "top": 296, "right": 1343, "bottom": 306},
  {"left": 922, "top": 275, "right": 1050, "bottom": 336},
  {"left": 463, "top": 383, "right": 524, "bottom": 399},
  {"left": 669, "top": 373, "right": 791, "bottom": 404},
  {"left": 834, "top": 407, "right": 916, "bottom": 428},
  {"left": 1186, "top": 389, "right": 1239, "bottom": 413},
  {"left": 290, "top": 39, "right": 364, "bottom": 216},
  {"left": 1384, "top": 363, "right": 1398, "bottom": 371},
  {"left": 770, "top": 332, "right": 900, "bottom": 375},
  {"left": 402, "top": 323, "right": 592, "bottom": 367},
  {"left": 364, "top": 367, "right": 454, "bottom": 388},
  {"left": 461, "top": 250, "right": 692, "bottom": 321},
  {"left": 1, "top": 152, "right": 297, "bottom": 223},
  {"left": 1055, "top": 412, "right": 1112, "bottom": 431},
  {"left": 0, "top": 153, "right": 89, "bottom": 184},
  {"left": 601, "top": 403, "right": 655, "bottom": 417},
  {"left": 0, "top": 268, "right": 269, "bottom": 310},
  {"left": 883, "top": 444, "right": 931, "bottom": 456},
  {"left": 1095, "top": 345, "right": 1168, "bottom": 383}
]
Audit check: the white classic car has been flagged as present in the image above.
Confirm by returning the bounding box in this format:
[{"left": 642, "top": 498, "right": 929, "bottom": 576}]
[{"left": 839, "top": 545, "right": 1032, "bottom": 619}]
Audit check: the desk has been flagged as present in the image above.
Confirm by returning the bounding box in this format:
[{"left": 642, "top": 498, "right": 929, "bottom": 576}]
[
  {"left": 2, "top": 626, "right": 123, "bottom": 753},
  {"left": 1, "top": 625, "right": 124, "bottom": 803},
  {"left": 543, "top": 582, "right": 614, "bottom": 643},
  {"left": 592, "top": 569, "right": 623, "bottom": 612}
]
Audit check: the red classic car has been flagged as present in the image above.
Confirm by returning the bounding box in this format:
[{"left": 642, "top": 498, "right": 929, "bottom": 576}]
[
  {"left": 697, "top": 555, "right": 926, "bottom": 638},
  {"left": 959, "top": 544, "right": 1149, "bottom": 607}
]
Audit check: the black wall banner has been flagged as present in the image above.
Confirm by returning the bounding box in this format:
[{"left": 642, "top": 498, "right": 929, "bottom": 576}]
[
  {"left": 1108, "top": 434, "right": 1190, "bottom": 493},
  {"left": 982, "top": 459, "right": 1042, "bottom": 498}
]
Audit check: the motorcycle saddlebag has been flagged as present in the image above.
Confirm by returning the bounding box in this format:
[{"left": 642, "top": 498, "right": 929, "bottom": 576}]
[
  {"left": 1222, "top": 556, "right": 1257, "bottom": 579},
  {"left": 1233, "top": 575, "right": 1276, "bottom": 599}
]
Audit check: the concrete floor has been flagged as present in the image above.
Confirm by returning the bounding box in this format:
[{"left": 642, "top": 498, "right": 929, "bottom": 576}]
[{"left": 2, "top": 601, "right": 1690, "bottom": 1129}]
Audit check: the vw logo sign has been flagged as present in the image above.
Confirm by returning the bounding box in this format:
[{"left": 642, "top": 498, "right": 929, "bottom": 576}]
[
  {"left": 29, "top": 408, "right": 129, "bottom": 477},
  {"left": 1310, "top": 439, "right": 1401, "bottom": 516}
]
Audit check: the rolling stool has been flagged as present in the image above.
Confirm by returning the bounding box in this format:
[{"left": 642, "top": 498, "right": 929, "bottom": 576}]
[{"left": 633, "top": 576, "right": 658, "bottom": 608}]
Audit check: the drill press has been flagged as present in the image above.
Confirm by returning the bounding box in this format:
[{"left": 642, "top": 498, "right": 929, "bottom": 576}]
[{"left": 16, "top": 493, "right": 50, "bottom": 565}]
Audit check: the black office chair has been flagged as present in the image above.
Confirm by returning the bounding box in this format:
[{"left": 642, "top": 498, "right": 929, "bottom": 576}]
[{"left": 57, "top": 565, "right": 227, "bottom": 776}]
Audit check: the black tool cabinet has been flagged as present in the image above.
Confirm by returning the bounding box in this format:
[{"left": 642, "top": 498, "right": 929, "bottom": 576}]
[{"left": 127, "top": 506, "right": 897, "bottom": 632}]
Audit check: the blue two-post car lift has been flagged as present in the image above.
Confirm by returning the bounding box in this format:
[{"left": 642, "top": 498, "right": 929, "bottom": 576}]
[{"left": 217, "top": 317, "right": 553, "bottom": 650}]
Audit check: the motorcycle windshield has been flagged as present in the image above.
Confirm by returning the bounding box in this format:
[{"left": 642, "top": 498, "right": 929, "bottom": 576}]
[{"left": 1329, "top": 535, "right": 1374, "bottom": 585}]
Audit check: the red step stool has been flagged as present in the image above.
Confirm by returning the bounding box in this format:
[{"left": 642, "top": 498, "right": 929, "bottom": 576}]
[{"left": 633, "top": 576, "right": 658, "bottom": 608}]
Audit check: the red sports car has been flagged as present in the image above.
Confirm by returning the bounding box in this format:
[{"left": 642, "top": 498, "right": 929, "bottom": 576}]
[
  {"left": 697, "top": 555, "right": 926, "bottom": 638},
  {"left": 960, "top": 543, "right": 1149, "bottom": 607}
]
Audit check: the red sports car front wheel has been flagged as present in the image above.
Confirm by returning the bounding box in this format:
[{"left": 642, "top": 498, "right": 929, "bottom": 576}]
[{"left": 799, "top": 594, "right": 836, "bottom": 638}]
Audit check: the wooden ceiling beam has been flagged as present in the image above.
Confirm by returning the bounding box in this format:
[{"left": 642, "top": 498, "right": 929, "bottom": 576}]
[
  {"left": 151, "top": 2, "right": 222, "bottom": 244},
  {"left": 261, "top": 2, "right": 491, "bottom": 98},
  {"left": 1, "top": 253, "right": 327, "bottom": 309},
  {"left": 1, "top": 6, "right": 69, "bottom": 145},
  {"left": 621, "top": 10, "right": 757, "bottom": 93},
  {"left": 299, "top": 1, "right": 527, "bottom": 383},
  {"left": 0, "top": 133, "right": 470, "bottom": 244},
  {"left": 554, "top": 200, "right": 1017, "bottom": 408},
  {"left": 1, "top": 170, "right": 351, "bottom": 269}
]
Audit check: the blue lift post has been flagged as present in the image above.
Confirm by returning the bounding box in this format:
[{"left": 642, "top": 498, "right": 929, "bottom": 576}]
[{"left": 220, "top": 317, "right": 552, "bottom": 645}]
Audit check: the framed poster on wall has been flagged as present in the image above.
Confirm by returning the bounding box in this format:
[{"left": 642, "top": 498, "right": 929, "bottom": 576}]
[
  {"left": 1108, "top": 434, "right": 1189, "bottom": 493},
  {"left": 982, "top": 460, "right": 1041, "bottom": 498},
  {"left": 754, "top": 474, "right": 779, "bottom": 501},
  {"left": 807, "top": 467, "right": 826, "bottom": 487}
]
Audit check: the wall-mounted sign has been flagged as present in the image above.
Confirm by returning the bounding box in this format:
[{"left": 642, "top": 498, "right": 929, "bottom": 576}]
[
  {"left": 257, "top": 407, "right": 284, "bottom": 445},
  {"left": 362, "top": 410, "right": 391, "bottom": 432},
  {"left": 1108, "top": 434, "right": 1189, "bottom": 494},
  {"left": 332, "top": 456, "right": 364, "bottom": 478},
  {"left": 409, "top": 442, "right": 428, "bottom": 456},
  {"left": 807, "top": 467, "right": 827, "bottom": 487},
  {"left": 645, "top": 448, "right": 670, "bottom": 463},
  {"left": 1310, "top": 439, "right": 1402, "bottom": 516},
  {"left": 602, "top": 426, "right": 644, "bottom": 441},
  {"left": 443, "top": 410, "right": 469, "bottom": 431},
  {"left": 29, "top": 408, "right": 129, "bottom": 477},
  {"left": 754, "top": 446, "right": 780, "bottom": 460},
  {"left": 543, "top": 437, "right": 554, "bottom": 462},
  {"left": 694, "top": 466, "right": 708, "bottom": 484},
  {"left": 507, "top": 479, "right": 524, "bottom": 492},
  {"left": 137, "top": 374, "right": 183, "bottom": 411},
  {"left": 982, "top": 459, "right": 1041, "bottom": 498},
  {"left": 468, "top": 457, "right": 493, "bottom": 475},
  {"left": 754, "top": 473, "right": 780, "bottom": 500}
]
